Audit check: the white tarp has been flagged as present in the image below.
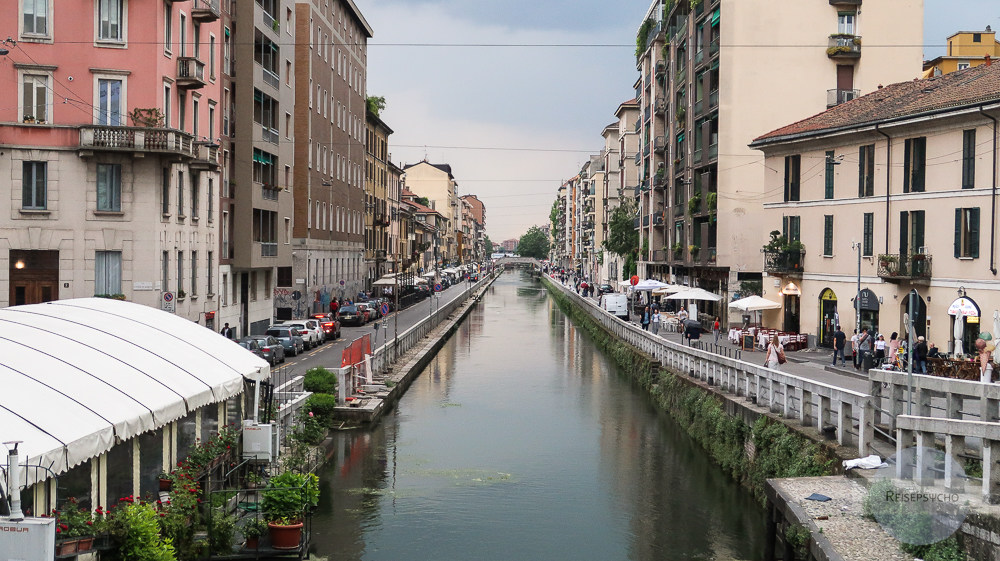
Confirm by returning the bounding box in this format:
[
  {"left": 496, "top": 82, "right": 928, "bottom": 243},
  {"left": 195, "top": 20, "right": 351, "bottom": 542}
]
[{"left": 0, "top": 298, "right": 269, "bottom": 487}]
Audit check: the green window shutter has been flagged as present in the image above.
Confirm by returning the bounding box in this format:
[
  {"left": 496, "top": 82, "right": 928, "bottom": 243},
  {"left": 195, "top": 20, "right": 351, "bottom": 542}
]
[
  {"left": 970, "top": 208, "right": 980, "bottom": 258},
  {"left": 791, "top": 216, "right": 801, "bottom": 242},
  {"left": 858, "top": 146, "right": 865, "bottom": 197},
  {"left": 825, "top": 150, "right": 835, "bottom": 199},
  {"left": 863, "top": 213, "right": 873, "bottom": 256},
  {"left": 824, "top": 215, "right": 834, "bottom": 255},
  {"left": 903, "top": 139, "right": 911, "bottom": 193},
  {"left": 962, "top": 129, "right": 976, "bottom": 189},
  {"left": 711, "top": 8, "right": 720, "bottom": 26},
  {"left": 899, "top": 211, "right": 909, "bottom": 256},
  {"left": 913, "top": 211, "right": 925, "bottom": 252},
  {"left": 954, "top": 208, "right": 962, "bottom": 258},
  {"left": 914, "top": 138, "right": 926, "bottom": 191}
]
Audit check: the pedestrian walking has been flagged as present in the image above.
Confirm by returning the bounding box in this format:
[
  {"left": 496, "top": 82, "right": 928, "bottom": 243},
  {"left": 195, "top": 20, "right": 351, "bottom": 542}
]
[
  {"left": 651, "top": 309, "right": 661, "bottom": 335},
  {"left": 764, "top": 333, "right": 785, "bottom": 371},
  {"left": 221, "top": 323, "right": 234, "bottom": 339},
  {"left": 874, "top": 334, "right": 886, "bottom": 363},
  {"left": 713, "top": 316, "right": 721, "bottom": 343},
  {"left": 832, "top": 326, "right": 846, "bottom": 367},
  {"left": 857, "top": 328, "right": 872, "bottom": 371},
  {"left": 915, "top": 336, "right": 929, "bottom": 374},
  {"left": 887, "top": 332, "right": 900, "bottom": 366},
  {"left": 641, "top": 306, "right": 651, "bottom": 331},
  {"left": 850, "top": 330, "right": 859, "bottom": 368}
]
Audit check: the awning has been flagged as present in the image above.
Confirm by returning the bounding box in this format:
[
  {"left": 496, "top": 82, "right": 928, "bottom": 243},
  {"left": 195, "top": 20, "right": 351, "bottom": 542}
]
[
  {"left": 711, "top": 8, "right": 720, "bottom": 26},
  {"left": 948, "top": 296, "right": 980, "bottom": 317},
  {"left": 0, "top": 298, "right": 268, "bottom": 487}
]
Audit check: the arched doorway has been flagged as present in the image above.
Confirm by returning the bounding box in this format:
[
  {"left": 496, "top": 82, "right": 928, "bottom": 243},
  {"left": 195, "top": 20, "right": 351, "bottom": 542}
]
[
  {"left": 819, "top": 288, "right": 838, "bottom": 348},
  {"left": 901, "top": 289, "right": 927, "bottom": 339},
  {"left": 947, "top": 295, "right": 981, "bottom": 356}
]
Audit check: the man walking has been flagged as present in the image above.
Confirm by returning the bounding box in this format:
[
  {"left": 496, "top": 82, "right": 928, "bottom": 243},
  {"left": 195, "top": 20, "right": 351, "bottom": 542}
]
[
  {"left": 857, "top": 328, "right": 872, "bottom": 371},
  {"left": 221, "top": 323, "right": 234, "bottom": 339},
  {"left": 832, "top": 326, "right": 846, "bottom": 367}
]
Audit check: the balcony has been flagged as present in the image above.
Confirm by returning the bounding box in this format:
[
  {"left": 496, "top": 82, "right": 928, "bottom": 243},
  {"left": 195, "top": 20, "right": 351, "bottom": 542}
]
[
  {"left": 829, "top": 0, "right": 862, "bottom": 5},
  {"left": 189, "top": 142, "right": 220, "bottom": 171},
  {"left": 176, "top": 57, "right": 207, "bottom": 89},
  {"left": 653, "top": 136, "right": 666, "bottom": 153},
  {"left": 654, "top": 96, "right": 667, "bottom": 114},
  {"left": 709, "top": 89, "right": 719, "bottom": 108},
  {"left": 651, "top": 250, "right": 668, "bottom": 262},
  {"left": 261, "top": 183, "right": 280, "bottom": 201},
  {"left": 635, "top": 119, "right": 641, "bottom": 133},
  {"left": 633, "top": 218, "right": 640, "bottom": 229},
  {"left": 191, "top": 0, "right": 220, "bottom": 22},
  {"left": 261, "top": 67, "right": 280, "bottom": 90},
  {"left": 827, "top": 35, "right": 862, "bottom": 59},
  {"left": 79, "top": 126, "right": 196, "bottom": 159},
  {"left": 260, "top": 242, "right": 277, "bottom": 257},
  {"left": 635, "top": 152, "right": 642, "bottom": 165},
  {"left": 676, "top": 66, "right": 687, "bottom": 86},
  {"left": 877, "top": 254, "right": 932, "bottom": 283},
  {"left": 643, "top": 215, "right": 650, "bottom": 227},
  {"left": 762, "top": 250, "right": 805, "bottom": 276},
  {"left": 827, "top": 88, "right": 860, "bottom": 108},
  {"left": 261, "top": 125, "right": 279, "bottom": 145},
  {"left": 655, "top": 60, "right": 666, "bottom": 78},
  {"left": 708, "top": 39, "right": 719, "bottom": 58}
]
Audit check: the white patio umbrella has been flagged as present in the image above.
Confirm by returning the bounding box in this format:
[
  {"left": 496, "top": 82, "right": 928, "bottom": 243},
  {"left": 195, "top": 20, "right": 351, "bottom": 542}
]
[
  {"left": 665, "top": 287, "right": 723, "bottom": 302},
  {"left": 954, "top": 317, "right": 965, "bottom": 356},
  {"left": 728, "top": 295, "right": 782, "bottom": 311},
  {"left": 633, "top": 279, "right": 671, "bottom": 291},
  {"left": 993, "top": 310, "right": 1000, "bottom": 343},
  {"left": 652, "top": 284, "right": 685, "bottom": 296}
]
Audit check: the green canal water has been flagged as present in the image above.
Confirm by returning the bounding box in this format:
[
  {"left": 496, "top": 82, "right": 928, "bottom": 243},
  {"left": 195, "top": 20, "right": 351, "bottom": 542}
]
[{"left": 309, "top": 271, "right": 765, "bottom": 560}]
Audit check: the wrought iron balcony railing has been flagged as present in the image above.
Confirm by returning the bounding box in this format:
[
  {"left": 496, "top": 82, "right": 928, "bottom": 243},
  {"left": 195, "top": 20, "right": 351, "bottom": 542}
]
[
  {"left": 762, "top": 249, "right": 805, "bottom": 275},
  {"left": 877, "top": 253, "right": 932, "bottom": 282}
]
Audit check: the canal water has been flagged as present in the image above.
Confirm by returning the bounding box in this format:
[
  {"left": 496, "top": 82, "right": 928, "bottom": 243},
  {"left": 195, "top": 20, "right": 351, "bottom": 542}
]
[{"left": 310, "top": 271, "right": 765, "bottom": 560}]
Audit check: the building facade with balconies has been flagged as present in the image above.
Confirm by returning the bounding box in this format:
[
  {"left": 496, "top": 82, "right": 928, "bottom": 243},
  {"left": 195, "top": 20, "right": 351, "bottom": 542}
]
[
  {"left": 402, "top": 161, "right": 460, "bottom": 265},
  {"left": 1, "top": 0, "right": 223, "bottom": 326},
  {"left": 751, "top": 61, "right": 1000, "bottom": 351},
  {"left": 460, "top": 194, "right": 487, "bottom": 263},
  {"left": 632, "top": 0, "right": 922, "bottom": 322},
  {"left": 364, "top": 108, "right": 392, "bottom": 288},
  {"left": 290, "top": 0, "right": 372, "bottom": 311}
]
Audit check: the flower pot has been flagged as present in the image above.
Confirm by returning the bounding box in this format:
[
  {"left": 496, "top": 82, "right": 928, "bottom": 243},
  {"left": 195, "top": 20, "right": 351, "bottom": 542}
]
[
  {"left": 159, "top": 478, "right": 172, "bottom": 491},
  {"left": 268, "top": 522, "right": 304, "bottom": 550},
  {"left": 77, "top": 536, "right": 95, "bottom": 552},
  {"left": 56, "top": 538, "right": 79, "bottom": 555},
  {"left": 245, "top": 536, "right": 259, "bottom": 549}
]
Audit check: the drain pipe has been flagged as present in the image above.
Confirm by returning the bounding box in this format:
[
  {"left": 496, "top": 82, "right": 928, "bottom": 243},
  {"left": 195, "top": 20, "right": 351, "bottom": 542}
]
[
  {"left": 4, "top": 442, "right": 24, "bottom": 521},
  {"left": 876, "top": 124, "right": 892, "bottom": 254},
  {"left": 979, "top": 104, "right": 998, "bottom": 275}
]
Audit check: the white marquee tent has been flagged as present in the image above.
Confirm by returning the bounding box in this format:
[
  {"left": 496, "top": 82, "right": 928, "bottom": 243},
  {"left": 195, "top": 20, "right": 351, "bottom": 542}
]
[{"left": 0, "top": 298, "right": 269, "bottom": 489}]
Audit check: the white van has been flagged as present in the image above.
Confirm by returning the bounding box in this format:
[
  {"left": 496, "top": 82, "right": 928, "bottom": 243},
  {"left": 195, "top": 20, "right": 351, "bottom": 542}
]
[{"left": 600, "top": 293, "right": 629, "bottom": 320}]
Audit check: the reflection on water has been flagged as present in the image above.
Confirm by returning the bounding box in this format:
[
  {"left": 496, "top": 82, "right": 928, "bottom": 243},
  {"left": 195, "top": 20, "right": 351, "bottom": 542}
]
[{"left": 310, "top": 270, "right": 764, "bottom": 560}]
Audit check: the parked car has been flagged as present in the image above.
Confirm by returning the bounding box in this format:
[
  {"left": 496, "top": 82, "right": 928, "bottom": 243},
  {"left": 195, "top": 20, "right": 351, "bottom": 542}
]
[
  {"left": 355, "top": 302, "right": 373, "bottom": 323},
  {"left": 311, "top": 313, "right": 342, "bottom": 340},
  {"left": 364, "top": 301, "right": 383, "bottom": 320},
  {"left": 265, "top": 326, "right": 305, "bottom": 357},
  {"left": 281, "top": 320, "right": 322, "bottom": 349},
  {"left": 237, "top": 338, "right": 266, "bottom": 361},
  {"left": 469, "top": 273, "right": 480, "bottom": 282},
  {"left": 338, "top": 305, "right": 365, "bottom": 327},
  {"left": 245, "top": 335, "right": 285, "bottom": 365},
  {"left": 598, "top": 284, "right": 615, "bottom": 295}
]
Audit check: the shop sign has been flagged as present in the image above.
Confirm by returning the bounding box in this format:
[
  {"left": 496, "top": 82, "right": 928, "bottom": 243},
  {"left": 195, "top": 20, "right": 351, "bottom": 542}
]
[
  {"left": 781, "top": 282, "right": 801, "bottom": 295},
  {"left": 856, "top": 288, "right": 879, "bottom": 311},
  {"left": 947, "top": 297, "right": 979, "bottom": 317}
]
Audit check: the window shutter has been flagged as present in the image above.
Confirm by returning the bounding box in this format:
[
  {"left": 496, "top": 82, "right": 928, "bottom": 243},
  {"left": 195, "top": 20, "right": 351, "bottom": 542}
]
[
  {"left": 913, "top": 211, "right": 924, "bottom": 252},
  {"left": 825, "top": 150, "right": 835, "bottom": 199},
  {"left": 824, "top": 215, "right": 834, "bottom": 256},
  {"left": 970, "top": 208, "right": 980, "bottom": 258},
  {"left": 899, "top": 211, "right": 909, "bottom": 256},
  {"left": 858, "top": 146, "right": 865, "bottom": 198},
  {"left": 954, "top": 208, "right": 962, "bottom": 258},
  {"left": 914, "top": 138, "right": 926, "bottom": 191},
  {"left": 903, "top": 139, "right": 911, "bottom": 193},
  {"left": 784, "top": 156, "right": 791, "bottom": 202}
]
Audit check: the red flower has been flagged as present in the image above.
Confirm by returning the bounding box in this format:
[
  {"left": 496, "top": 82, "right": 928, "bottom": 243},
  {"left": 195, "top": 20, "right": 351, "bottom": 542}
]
[{"left": 56, "top": 528, "right": 61, "bottom": 533}]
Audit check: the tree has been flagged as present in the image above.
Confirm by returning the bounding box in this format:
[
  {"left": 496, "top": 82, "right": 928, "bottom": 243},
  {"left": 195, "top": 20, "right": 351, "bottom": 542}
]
[
  {"left": 603, "top": 198, "right": 640, "bottom": 280},
  {"left": 549, "top": 199, "right": 561, "bottom": 233},
  {"left": 516, "top": 226, "right": 550, "bottom": 259},
  {"left": 366, "top": 95, "right": 386, "bottom": 117},
  {"left": 482, "top": 234, "right": 493, "bottom": 255}
]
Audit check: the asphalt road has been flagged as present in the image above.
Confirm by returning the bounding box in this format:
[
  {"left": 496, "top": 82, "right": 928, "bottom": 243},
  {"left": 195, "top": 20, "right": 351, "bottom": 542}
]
[{"left": 272, "top": 280, "right": 479, "bottom": 378}]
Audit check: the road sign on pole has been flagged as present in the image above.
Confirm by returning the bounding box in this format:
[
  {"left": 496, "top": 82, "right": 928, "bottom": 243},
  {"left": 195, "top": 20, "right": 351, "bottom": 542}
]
[
  {"left": 161, "top": 291, "right": 176, "bottom": 313},
  {"left": 434, "top": 283, "right": 442, "bottom": 292},
  {"left": 380, "top": 303, "right": 390, "bottom": 316}
]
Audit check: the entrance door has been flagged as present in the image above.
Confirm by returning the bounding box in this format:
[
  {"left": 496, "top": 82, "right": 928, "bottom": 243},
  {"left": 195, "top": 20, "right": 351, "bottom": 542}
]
[
  {"left": 9, "top": 250, "right": 59, "bottom": 305},
  {"left": 901, "top": 290, "right": 927, "bottom": 339},
  {"left": 783, "top": 294, "right": 800, "bottom": 333},
  {"left": 819, "top": 289, "right": 838, "bottom": 348}
]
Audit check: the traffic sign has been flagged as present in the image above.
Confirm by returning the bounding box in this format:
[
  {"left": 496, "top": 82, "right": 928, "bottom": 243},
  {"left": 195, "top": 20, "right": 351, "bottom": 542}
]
[
  {"left": 161, "top": 291, "right": 175, "bottom": 313},
  {"left": 292, "top": 290, "right": 302, "bottom": 301},
  {"left": 339, "top": 280, "right": 345, "bottom": 286},
  {"left": 630, "top": 275, "right": 639, "bottom": 286},
  {"left": 380, "top": 303, "right": 390, "bottom": 316},
  {"left": 434, "top": 283, "right": 442, "bottom": 292}
]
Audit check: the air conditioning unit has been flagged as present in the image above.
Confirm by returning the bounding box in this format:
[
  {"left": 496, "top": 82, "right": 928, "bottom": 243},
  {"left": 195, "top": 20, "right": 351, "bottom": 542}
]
[
  {"left": 242, "top": 422, "right": 274, "bottom": 462},
  {"left": 0, "top": 517, "right": 55, "bottom": 560}
]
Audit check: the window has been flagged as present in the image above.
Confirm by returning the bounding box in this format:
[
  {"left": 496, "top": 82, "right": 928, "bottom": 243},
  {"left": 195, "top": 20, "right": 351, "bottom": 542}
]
[
  {"left": 161, "top": 167, "right": 170, "bottom": 214},
  {"left": 858, "top": 144, "right": 875, "bottom": 197},
  {"left": 783, "top": 155, "right": 800, "bottom": 202},
  {"left": 962, "top": 129, "right": 976, "bottom": 189},
  {"left": 957, "top": 62, "right": 970, "bottom": 71},
  {"left": 179, "top": 13, "right": 186, "bottom": 57},
  {"left": 903, "top": 137, "right": 926, "bottom": 193},
  {"left": 191, "top": 173, "right": 199, "bottom": 218},
  {"left": 164, "top": 4, "right": 172, "bottom": 51},
  {"left": 823, "top": 215, "right": 834, "bottom": 256},
  {"left": 221, "top": 273, "right": 227, "bottom": 305},
  {"left": 863, "top": 213, "right": 874, "bottom": 257},
  {"left": 22, "top": 0, "right": 48, "bottom": 36},
  {"left": 22, "top": 74, "right": 48, "bottom": 121},
  {"left": 782, "top": 216, "right": 801, "bottom": 243},
  {"left": 97, "top": 163, "right": 122, "bottom": 211},
  {"left": 209, "top": 35, "right": 216, "bottom": 79},
  {"left": 190, "top": 250, "right": 198, "bottom": 296},
  {"left": 824, "top": 150, "right": 835, "bottom": 199},
  {"left": 177, "top": 170, "right": 184, "bottom": 215},
  {"left": 837, "top": 12, "right": 855, "bottom": 35},
  {"left": 900, "top": 210, "right": 925, "bottom": 256},
  {"left": 207, "top": 178, "right": 214, "bottom": 221},
  {"left": 22, "top": 161, "right": 46, "bottom": 210},
  {"left": 163, "top": 84, "right": 171, "bottom": 127},
  {"left": 97, "top": 78, "right": 123, "bottom": 125},
  {"left": 954, "top": 207, "right": 980, "bottom": 258},
  {"left": 97, "top": 0, "right": 124, "bottom": 42},
  {"left": 177, "top": 251, "right": 184, "bottom": 295},
  {"left": 192, "top": 98, "right": 199, "bottom": 138},
  {"left": 208, "top": 102, "right": 215, "bottom": 141},
  {"left": 207, "top": 251, "right": 213, "bottom": 295},
  {"left": 95, "top": 251, "right": 122, "bottom": 295},
  {"left": 973, "top": 33, "right": 982, "bottom": 43},
  {"left": 162, "top": 251, "right": 169, "bottom": 292}
]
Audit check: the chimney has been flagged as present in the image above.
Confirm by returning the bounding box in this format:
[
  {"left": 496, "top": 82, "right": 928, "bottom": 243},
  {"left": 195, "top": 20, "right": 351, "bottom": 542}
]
[{"left": 987, "top": 54, "right": 992, "bottom": 67}]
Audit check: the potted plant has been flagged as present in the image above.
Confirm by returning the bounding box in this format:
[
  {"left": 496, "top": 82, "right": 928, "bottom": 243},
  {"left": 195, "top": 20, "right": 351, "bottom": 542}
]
[
  {"left": 23, "top": 115, "right": 36, "bottom": 124},
  {"left": 671, "top": 242, "right": 683, "bottom": 258},
  {"left": 242, "top": 518, "right": 268, "bottom": 550},
  {"left": 261, "top": 471, "right": 320, "bottom": 550},
  {"left": 689, "top": 244, "right": 700, "bottom": 259},
  {"left": 54, "top": 498, "right": 95, "bottom": 554},
  {"left": 157, "top": 471, "right": 172, "bottom": 491},
  {"left": 245, "top": 470, "right": 264, "bottom": 489},
  {"left": 878, "top": 254, "right": 897, "bottom": 269}
]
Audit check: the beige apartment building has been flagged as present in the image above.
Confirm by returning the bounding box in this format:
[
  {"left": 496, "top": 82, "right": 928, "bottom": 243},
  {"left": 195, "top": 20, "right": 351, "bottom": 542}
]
[
  {"left": 365, "top": 108, "right": 393, "bottom": 287},
  {"left": 632, "top": 0, "right": 923, "bottom": 319},
  {"left": 292, "top": 0, "right": 372, "bottom": 310},
  {"left": 751, "top": 61, "right": 1000, "bottom": 352},
  {"left": 402, "top": 161, "right": 459, "bottom": 264}
]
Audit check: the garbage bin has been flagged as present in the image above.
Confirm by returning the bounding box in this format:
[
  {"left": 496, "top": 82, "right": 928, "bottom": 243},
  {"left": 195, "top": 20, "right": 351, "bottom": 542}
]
[{"left": 862, "top": 351, "right": 874, "bottom": 371}]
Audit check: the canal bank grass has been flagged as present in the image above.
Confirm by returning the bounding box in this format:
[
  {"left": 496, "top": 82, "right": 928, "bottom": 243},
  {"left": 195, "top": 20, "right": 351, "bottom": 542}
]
[{"left": 544, "top": 280, "right": 836, "bottom": 503}]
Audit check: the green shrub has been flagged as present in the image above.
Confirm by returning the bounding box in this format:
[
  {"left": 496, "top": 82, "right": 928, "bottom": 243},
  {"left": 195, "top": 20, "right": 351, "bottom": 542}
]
[
  {"left": 305, "top": 393, "right": 338, "bottom": 427},
  {"left": 304, "top": 367, "right": 337, "bottom": 394},
  {"left": 106, "top": 503, "right": 176, "bottom": 561}
]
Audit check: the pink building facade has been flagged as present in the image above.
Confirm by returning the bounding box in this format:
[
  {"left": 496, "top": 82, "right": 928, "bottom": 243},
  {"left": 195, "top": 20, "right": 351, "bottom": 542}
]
[{"left": 1, "top": 0, "right": 223, "bottom": 325}]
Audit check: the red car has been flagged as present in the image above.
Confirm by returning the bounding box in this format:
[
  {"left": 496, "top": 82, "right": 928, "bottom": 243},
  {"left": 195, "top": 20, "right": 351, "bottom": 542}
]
[{"left": 311, "top": 313, "right": 342, "bottom": 340}]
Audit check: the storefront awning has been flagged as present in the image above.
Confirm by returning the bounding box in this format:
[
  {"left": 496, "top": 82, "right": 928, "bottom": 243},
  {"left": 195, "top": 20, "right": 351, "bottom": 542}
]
[
  {"left": 0, "top": 298, "right": 268, "bottom": 487},
  {"left": 948, "top": 296, "right": 980, "bottom": 317}
]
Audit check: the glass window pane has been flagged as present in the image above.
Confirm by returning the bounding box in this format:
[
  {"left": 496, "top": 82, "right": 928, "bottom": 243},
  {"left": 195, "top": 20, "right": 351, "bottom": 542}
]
[
  {"left": 137, "top": 428, "right": 163, "bottom": 498},
  {"left": 105, "top": 443, "right": 133, "bottom": 508}
]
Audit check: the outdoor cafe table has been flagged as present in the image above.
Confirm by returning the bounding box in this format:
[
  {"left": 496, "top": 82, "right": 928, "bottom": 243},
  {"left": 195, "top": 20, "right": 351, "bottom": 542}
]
[{"left": 926, "top": 357, "right": 983, "bottom": 381}]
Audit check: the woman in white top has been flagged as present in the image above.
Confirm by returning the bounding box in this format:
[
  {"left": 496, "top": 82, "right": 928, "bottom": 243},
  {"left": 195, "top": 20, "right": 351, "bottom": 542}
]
[
  {"left": 874, "top": 335, "right": 886, "bottom": 363},
  {"left": 651, "top": 309, "right": 661, "bottom": 335},
  {"left": 764, "top": 333, "right": 784, "bottom": 370}
]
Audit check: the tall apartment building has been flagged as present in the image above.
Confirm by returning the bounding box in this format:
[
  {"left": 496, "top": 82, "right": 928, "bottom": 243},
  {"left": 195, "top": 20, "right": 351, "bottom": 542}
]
[
  {"left": 923, "top": 27, "right": 1000, "bottom": 77},
  {"left": 365, "top": 108, "right": 392, "bottom": 287},
  {"left": 1, "top": 0, "right": 222, "bottom": 326},
  {"left": 751, "top": 61, "right": 1000, "bottom": 352},
  {"left": 221, "top": 0, "right": 296, "bottom": 333},
  {"left": 402, "top": 161, "right": 459, "bottom": 265},
  {"left": 292, "top": 0, "right": 372, "bottom": 309},
  {"left": 460, "top": 194, "right": 487, "bottom": 262},
  {"left": 632, "top": 0, "right": 922, "bottom": 319}
]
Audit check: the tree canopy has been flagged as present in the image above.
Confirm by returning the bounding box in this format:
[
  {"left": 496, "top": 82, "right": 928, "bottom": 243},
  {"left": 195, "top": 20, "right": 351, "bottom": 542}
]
[
  {"left": 516, "top": 226, "right": 550, "bottom": 259},
  {"left": 366, "top": 95, "right": 386, "bottom": 117},
  {"left": 603, "top": 198, "right": 639, "bottom": 258}
]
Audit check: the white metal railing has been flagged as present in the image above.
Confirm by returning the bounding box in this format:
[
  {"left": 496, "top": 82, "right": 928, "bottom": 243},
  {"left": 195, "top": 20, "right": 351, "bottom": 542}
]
[
  {"left": 896, "top": 415, "right": 1000, "bottom": 504},
  {"left": 870, "top": 369, "right": 1000, "bottom": 431},
  {"left": 543, "top": 275, "right": 875, "bottom": 455}
]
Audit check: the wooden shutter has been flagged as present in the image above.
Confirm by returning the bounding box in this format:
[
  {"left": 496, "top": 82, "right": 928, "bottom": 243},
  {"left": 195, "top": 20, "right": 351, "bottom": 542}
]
[
  {"left": 899, "top": 211, "right": 909, "bottom": 256},
  {"left": 913, "top": 211, "right": 924, "bottom": 252},
  {"left": 913, "top": 138, "right": 926, "bottom": 191},
  {"left": 954, "top": 208, "right": 962, "bottom": 258},
  {"left": 824, "top": 215, "right": 834, "bottom": 256},
  {"left": 903, "top": 139, "right": 911, "bottom": 193},
  {"left": 970, "top": 208, "right": 980, "bottom": 258},
  {"left": 858, "top": 145, "right": 865, "bottom": 197},
  {"left": 825, "top": 150, "right": 835, "bottom": 199}
]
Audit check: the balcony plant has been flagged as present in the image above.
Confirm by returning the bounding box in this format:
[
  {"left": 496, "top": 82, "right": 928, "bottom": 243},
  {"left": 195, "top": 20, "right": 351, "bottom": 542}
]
[
  {"left": 676, "top": 106, "right": 686, "bottom": 123},
  {"left": 177, "top": 290, "right": 187, "bottom": 299},
  {"left": 242, "top": 518, "right": 268, "bottom": 549},
  {"left": 689, "top": 244, "right": 700, "bottom": 258},
  {"left": 261, "top": 471, "right": 320, "bottom": 550},
  {"left": 687, "top": 191, "right": 702, "bottom": 216},
  {"left": 672, "top": 242, "right": 683, "bottom": 258},
  {"left": 130, "top": 108, "right": 165, "bottom": 128},
  {"left": 878, "top": 254, "right": 898, "bottom": 269},
  {"left": 635, "top": 18, "right": 656, "bottom": 58},
  {"left": 706, "top": 192, "right": 717, "bottom": 212},
  {"left": 23, "top": 115, "right": 36, "bottom": 124}
]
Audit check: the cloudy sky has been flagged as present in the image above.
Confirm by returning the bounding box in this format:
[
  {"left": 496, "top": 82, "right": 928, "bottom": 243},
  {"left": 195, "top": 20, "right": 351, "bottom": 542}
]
[{"left": 354, "top": 0, "right": 1000, "bottom": 242}]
